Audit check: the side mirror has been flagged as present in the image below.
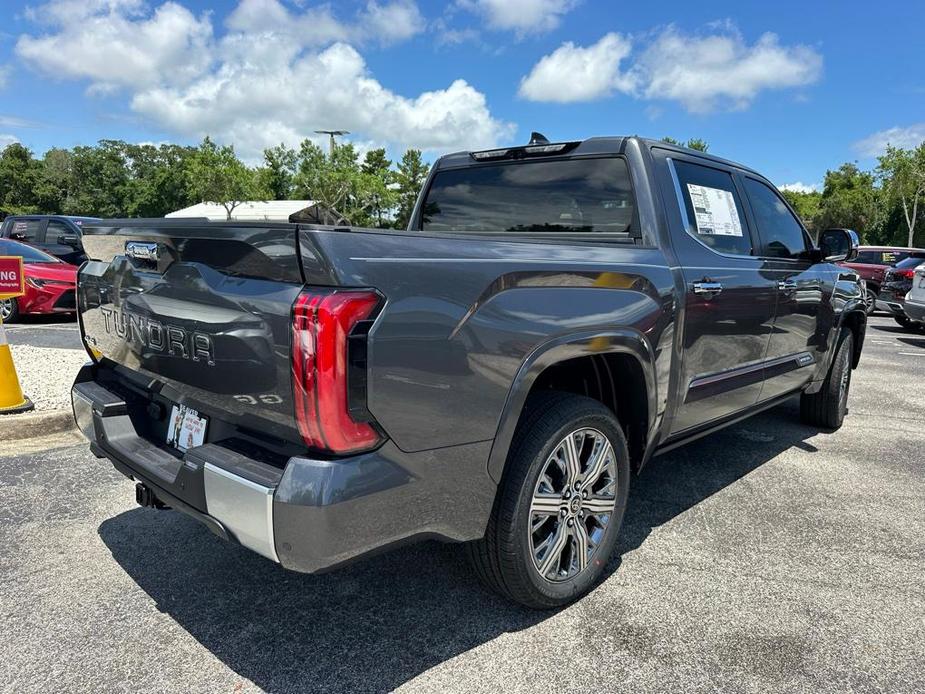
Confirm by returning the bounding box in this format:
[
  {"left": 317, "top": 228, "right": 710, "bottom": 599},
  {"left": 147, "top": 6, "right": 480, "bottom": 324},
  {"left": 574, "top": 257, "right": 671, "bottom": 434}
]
[
  {"left": 60, "top": 233, "right": 79, "bottom": 247},
  {"left": 818, "top": 228, "right": 859, "bottom": 263}
]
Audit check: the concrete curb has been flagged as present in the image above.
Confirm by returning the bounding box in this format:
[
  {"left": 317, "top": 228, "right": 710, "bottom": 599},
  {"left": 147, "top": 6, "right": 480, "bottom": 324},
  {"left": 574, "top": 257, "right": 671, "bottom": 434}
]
[{"left": 0, "top": 408, "right": 76, "bottom": 442}]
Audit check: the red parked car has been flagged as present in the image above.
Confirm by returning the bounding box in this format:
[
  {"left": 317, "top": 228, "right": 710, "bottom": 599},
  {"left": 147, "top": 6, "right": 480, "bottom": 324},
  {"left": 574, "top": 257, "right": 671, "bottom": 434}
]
[
  {"left": 0, "top": 239, "right": 77, "bottom": 322},
  {"left": 838, "top": 245, "right": 925, "bottom": 312}
]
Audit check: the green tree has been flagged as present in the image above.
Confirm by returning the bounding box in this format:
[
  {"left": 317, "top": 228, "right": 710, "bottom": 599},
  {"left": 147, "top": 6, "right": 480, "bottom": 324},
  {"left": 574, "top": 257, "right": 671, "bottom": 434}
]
[
  {"left": 255, "top": 143, "right": 297, "bottom": 200},
  {"left": 877, "top": 144, "right": 925, "bottom": 247},
  {"left": 293, "top": 140, "right": 394, "bottom": 226},
  {"left": 781, "top": 189, "right": 822, "bottom": 230},
  {"left": 186, "top": 137, "right": 257, "bottom": 220},
  {"left": 0, "top": 143, "right": 40, "bottom": 213},
  {"left": 33, "top": 148, "right": 72, "bottom": 214},
  {"left": 394, "top": 148, "right": 429, "bottom": 229},
  {"left": 124, "top": 143, "right": 196, "bottom": 217},
  {"left": 661, "top": 136, "right": 709, "bottom": 152},
  {"left": 815, "top": 163, "right": 877, "bottom": 240},
  {"left": 362, "top": 148, "right": 394, "bottom": 227},
  {"left": 66, "top": 140, "right": 131, "bottom": 217}
]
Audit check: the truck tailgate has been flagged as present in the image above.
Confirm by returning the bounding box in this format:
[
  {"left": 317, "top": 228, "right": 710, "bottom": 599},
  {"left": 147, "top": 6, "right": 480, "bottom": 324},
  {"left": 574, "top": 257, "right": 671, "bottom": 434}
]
[{"left": 78, "top": 221, "right": 307, "bottom": 447}]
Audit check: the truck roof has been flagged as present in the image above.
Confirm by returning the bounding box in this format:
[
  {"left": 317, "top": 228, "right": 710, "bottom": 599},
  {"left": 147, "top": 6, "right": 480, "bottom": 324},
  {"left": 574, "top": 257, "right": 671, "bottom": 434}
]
[{"left": 435, "top": 135, "right": 763, "bottom": 178}]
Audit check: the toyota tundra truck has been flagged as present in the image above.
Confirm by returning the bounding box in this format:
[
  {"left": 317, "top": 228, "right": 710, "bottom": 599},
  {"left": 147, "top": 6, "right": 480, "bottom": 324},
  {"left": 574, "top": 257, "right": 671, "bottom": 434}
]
[{"left": 71, "top": 136, "right": 866, "bottom": 608}]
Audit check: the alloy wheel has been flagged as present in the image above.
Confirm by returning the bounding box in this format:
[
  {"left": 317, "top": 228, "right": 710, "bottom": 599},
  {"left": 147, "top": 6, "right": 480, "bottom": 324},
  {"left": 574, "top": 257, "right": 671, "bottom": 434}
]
[
  {"left": 0, "top": 299, "right": 12, "bottom": 322},
  {"left": 529, "top": 428, "right": 618, "bottom": 582}
]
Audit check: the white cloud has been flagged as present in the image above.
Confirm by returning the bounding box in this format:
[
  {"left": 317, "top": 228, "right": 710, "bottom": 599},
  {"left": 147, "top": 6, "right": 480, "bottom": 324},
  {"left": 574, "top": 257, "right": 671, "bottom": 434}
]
[
  {"left": 460, "top": 0, "right": 577, "bottom": 35},
  {"left": 519, "top": 33, "right": 634, "bottom": 103},
  {"left": 131, "top": 42, "right": 513, "bottom": 159},
  {"left": 16, "top": 0, "right": 213, "bottom": 91},
  {"left": 225, "top": 0, "right": 424, "bottom": 47},
  {"left": 520, "top": 25, "right": 822, "bottom": 112},
  {"left": 779, "top": 182, "right": 819, "bottom": 194},
  {"left": 0, "top": 134, "right": 19, "bottom": 150},
  {"left": 16, "top": 0, "right": 510, "bottom": 159},
  {"left": 635, "top": 26, "right": 822, "bottom": 113},
  {"left": 854, "top": 123, "right": 925, "bottom": 157}
]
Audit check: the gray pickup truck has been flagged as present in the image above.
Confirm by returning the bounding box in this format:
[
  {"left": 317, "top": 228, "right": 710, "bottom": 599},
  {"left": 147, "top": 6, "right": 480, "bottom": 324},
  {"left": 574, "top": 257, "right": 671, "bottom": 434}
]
[{"left": 71, "top": 136, "right": 866, "bottom": 608}]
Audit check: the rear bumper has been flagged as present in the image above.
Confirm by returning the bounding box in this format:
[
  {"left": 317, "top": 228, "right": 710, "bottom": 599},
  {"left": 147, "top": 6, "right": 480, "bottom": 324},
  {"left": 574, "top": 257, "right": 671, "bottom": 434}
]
[
  {"left": 72, "top": 365, "right": 496, "bottom": 573},
  {"left": 904, "top": 298, "right": 925, "bottom": 323}
]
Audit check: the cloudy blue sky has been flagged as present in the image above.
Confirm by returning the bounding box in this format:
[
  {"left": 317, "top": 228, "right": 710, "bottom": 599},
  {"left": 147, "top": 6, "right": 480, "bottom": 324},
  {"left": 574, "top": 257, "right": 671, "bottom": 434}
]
[{"left": 0, "top": 0, "right": 922, "bottom": 191}]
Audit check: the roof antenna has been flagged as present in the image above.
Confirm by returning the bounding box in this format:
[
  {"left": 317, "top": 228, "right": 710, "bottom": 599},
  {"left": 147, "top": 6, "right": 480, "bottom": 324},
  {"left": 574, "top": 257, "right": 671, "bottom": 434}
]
[{"left": 529, "top": 131, "right": 550, "bottom": 145}]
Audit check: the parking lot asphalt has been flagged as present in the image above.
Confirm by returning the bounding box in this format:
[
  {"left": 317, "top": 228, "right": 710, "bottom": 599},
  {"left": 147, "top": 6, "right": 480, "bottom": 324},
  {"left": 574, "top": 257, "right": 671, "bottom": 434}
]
[{"left": 1, "top": 314, "right": 923, "bottom": 693}]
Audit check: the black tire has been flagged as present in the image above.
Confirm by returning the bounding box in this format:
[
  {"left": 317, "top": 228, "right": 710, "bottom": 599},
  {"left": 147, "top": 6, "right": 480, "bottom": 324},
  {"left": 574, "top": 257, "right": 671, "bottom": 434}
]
[
  {"left": 0, "top": 298, "right": 19, "bottom": 323},
  {"left": 894, "top": 314, "right": 920, "bottom": 331},
  {"left": 467, "top": 391, "right": 630, "bottom": 609},
  {"left": 800, "top": 329, "right": 853, "bottom": 430}
]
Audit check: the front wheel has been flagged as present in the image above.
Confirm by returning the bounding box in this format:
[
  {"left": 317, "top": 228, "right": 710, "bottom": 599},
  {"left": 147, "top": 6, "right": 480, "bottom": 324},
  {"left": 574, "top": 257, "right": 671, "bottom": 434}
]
[
  {"left": 864, "top": 288, "right": 877, "bottom": 315},
  {"left": 800, "top": 329, "right": 853, "bottom": 430},
  {"left": 0, "top": 298, "right": 19, "bottom": 323},
  {"left": 467, "top": 391, "right": 630, "bottom": 609}
]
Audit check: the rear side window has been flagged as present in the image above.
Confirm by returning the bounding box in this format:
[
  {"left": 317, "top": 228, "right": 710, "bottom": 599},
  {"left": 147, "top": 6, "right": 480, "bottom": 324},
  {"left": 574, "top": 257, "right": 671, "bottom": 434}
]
[
  {"left": 8, "top": 219, "right": 42, "bottom": 242},
  {"left": 743, "top": 178, "right": 808, "bottom": 260},
  {"left": 672, "top": 160, "right": 752, "bottom": 256},
  {"left": 882, "top": 251, "right": 911, "bottom": 265},
  {"left": 420, "top": 157, "right": 636, "bottom": 236}
]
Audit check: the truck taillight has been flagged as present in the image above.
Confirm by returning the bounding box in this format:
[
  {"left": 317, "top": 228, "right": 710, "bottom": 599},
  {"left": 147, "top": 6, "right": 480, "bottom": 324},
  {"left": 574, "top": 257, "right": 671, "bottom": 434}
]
[
  {"left": 896, "top": 269, "right": 915, "bottom": 279},
  {"left": 291, "top": 289, "right": 383, "bottom": 455}
]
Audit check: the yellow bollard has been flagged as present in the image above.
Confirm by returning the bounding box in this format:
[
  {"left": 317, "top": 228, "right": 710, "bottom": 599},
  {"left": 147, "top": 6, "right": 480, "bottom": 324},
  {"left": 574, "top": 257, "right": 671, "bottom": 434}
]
[{"left": 0, "top": 316, "right": 33, "bottom": 414}]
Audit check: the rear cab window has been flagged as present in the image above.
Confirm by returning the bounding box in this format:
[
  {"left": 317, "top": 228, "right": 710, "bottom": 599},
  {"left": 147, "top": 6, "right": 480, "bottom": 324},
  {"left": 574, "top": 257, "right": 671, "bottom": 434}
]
[
  {"left": 419, "top": 157, "right": 637, "bottom": 239},
  {"left": 669, "top": 159, "right": 753, "bottom": 256}
]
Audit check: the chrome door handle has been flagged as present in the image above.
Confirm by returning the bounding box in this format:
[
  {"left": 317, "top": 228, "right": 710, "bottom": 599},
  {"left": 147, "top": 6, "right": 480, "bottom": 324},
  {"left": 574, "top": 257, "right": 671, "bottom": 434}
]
[
  {"left": 778, "top": 280, "right": 798, "bottom": 292},
  {"left": 692, "top": 281, "right": 724, "bottom": 295}
]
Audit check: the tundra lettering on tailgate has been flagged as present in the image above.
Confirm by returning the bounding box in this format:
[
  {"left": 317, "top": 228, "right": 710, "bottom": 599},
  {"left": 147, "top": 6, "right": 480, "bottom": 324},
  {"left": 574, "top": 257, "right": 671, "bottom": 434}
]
[{"left": 99, "top": 306, "right": 215, "bottom": 365}]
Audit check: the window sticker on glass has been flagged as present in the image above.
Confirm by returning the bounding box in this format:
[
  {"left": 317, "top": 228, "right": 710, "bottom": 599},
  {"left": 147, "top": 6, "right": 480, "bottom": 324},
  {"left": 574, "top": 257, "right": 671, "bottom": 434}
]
[{"left": 686, "top": 184, "right": 743, "bottom": 237}]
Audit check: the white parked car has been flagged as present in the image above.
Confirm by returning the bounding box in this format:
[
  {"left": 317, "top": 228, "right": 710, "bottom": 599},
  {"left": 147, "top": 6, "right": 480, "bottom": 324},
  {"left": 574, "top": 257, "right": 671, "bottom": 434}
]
[{"left": 904, "top": 262, "right": 925, "bottom": 324}]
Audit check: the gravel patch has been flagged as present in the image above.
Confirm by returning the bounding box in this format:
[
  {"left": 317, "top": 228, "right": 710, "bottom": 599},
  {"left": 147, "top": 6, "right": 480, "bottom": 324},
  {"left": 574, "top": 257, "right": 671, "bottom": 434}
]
[{"left": 8, "top": 345, "right": 88, "bottom": 411}]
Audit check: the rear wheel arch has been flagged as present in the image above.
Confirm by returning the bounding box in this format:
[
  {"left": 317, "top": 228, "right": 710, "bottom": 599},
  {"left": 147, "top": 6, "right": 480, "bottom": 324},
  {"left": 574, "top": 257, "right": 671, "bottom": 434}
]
[{"left": 487, "top": 330, "right": 656, "bottom": 483}]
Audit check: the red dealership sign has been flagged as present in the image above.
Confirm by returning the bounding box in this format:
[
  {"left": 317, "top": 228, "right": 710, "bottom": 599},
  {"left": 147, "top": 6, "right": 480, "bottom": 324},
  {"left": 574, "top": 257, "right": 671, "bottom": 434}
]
[{"left": 0, "top": 256, "right": 24, "bottom": 299}]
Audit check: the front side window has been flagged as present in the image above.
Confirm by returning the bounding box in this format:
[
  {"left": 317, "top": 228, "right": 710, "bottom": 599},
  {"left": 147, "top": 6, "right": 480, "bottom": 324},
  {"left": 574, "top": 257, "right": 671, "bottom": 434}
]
[
  {"left": 744, "top": 178, "right": 808, "bottom": 260},
  {"left": 853, "top": 250, "right": 879, "bottom": 264},
  {"left": 672, "top": 160, "right": 752, "bottom": 256},
  {"left": 420, "top": 157, "right": 636, "bottom": 235}
]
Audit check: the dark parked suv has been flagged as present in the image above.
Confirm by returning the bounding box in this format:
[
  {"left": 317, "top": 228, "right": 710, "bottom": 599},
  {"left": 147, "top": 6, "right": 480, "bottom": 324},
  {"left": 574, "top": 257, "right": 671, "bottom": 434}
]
[
  {"left": 0, "top": 215, "right": 100, "bottom": 265},
  {"left": 877, "top": 252, "right": 925, "bottom": 328},
  {"left": 71, "top": 136, "right": 867, "bottom": 608}
]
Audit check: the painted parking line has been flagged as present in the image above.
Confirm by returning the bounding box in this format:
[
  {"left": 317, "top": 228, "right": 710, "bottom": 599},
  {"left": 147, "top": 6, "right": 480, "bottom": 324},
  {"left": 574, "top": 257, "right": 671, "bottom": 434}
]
[{"left": 897, "top": 352, "right": 925, "bottom": 357}]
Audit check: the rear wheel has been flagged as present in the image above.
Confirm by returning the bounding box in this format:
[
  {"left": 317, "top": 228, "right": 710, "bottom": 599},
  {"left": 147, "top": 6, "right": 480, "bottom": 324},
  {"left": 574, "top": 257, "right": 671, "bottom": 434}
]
[
  {"left": 0, "top": 298, "right": 19, "bottom": 323},
  {"left": 467, "top": 391, "right": 630, "bottom": 609},
  {"left": 864, "top": 288, "right": 877, "bottom": 315},
  {"left": 800, "top": 329, "right": 853, "bottom": 430}
]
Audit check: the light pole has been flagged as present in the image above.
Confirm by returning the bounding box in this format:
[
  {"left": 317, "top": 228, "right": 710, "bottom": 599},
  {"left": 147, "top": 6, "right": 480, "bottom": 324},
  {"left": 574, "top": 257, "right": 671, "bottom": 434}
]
[{"left": 314, "top": 130, "right": 349, "bottom": 157}]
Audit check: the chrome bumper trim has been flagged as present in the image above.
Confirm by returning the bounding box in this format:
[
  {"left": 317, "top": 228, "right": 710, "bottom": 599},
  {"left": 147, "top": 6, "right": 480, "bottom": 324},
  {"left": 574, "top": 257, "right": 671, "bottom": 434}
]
[{"left": 204, "top": 463, "right": 279, "bottom": 563}]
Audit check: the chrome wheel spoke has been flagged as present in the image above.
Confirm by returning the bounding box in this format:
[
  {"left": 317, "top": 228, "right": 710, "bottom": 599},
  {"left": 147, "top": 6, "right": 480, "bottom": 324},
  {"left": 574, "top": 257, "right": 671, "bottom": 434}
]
[
  {"left": 537, "top": 522, "right": 569, "bottom": 577},
  {"left": 563, "top": 434, "right": 582, "bottom": 486},
  {"left": 582, "top": 439, "right": 613, "bottom": 490},
  {"left": 573, "top": 521, "right": 590, "bottom": 571},
  {"left": 530, "top": 494, "right": 561, "bottom": 516},
  {"left": 583, "top": 494, "right": 616, "bottom": 515}
]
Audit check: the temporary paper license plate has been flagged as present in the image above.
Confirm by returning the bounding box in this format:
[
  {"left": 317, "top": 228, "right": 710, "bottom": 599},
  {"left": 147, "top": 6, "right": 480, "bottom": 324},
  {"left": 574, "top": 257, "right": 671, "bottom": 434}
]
[{"left": 166, "top": 405, "right": 207, "bottom": 452}]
